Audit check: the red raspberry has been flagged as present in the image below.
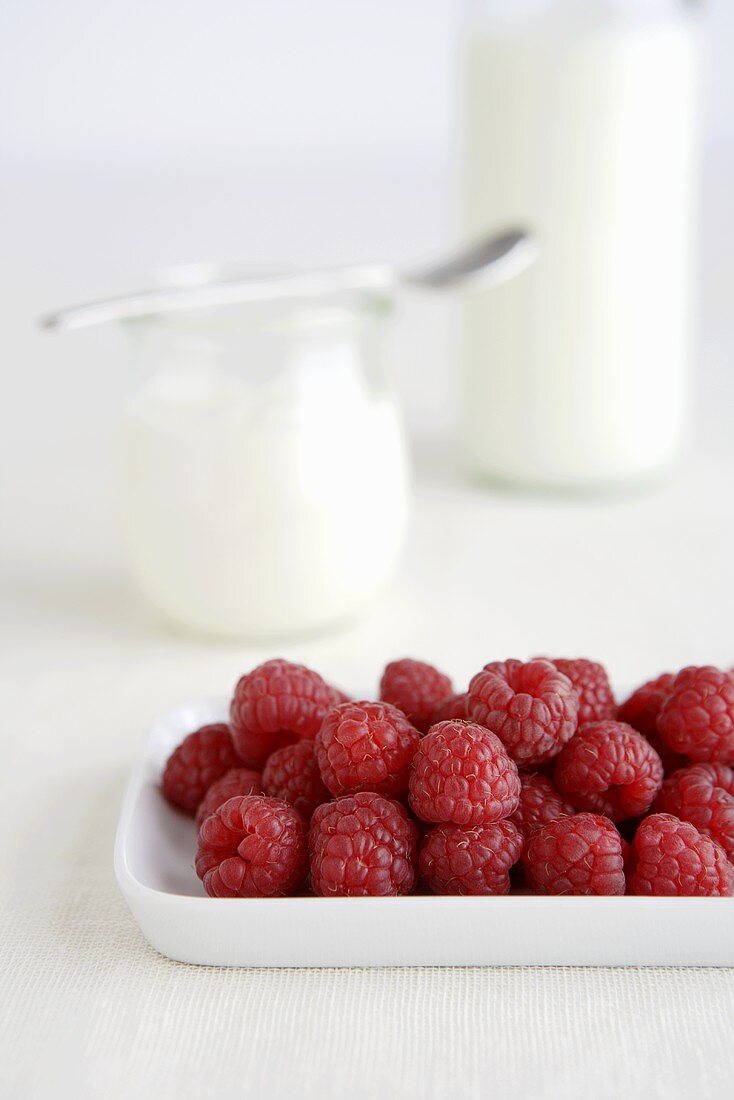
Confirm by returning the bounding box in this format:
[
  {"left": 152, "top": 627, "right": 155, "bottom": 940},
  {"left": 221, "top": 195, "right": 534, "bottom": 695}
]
[
  {"left": 510, "top": 772, "right": 576, "bottom": 841},
  {"left": 657, "top": 666, "right": 734, "bottom": 763},
  {"left": 647, "top": 738, "right": 685, "bottom": 777},
  {"left": 554, "top": 720, "right": 663, "bottom": 821},
  {"left": 195, "top": 795, "right": 307, "bottom": 897},
  {"left": 408, "top": 719, "right": 520, "bottom": 826},
  {"left": 428, "top": 692, "right": 470, "bottom": 726},
  {"left": 627, "top": 813, "right": 734, "bottom": 896},
  {"left": 618, "top": 672, "right": 675, "bottom": 738},
  {"left": 315, "top": 700, "right": 420, "bottom": 799},
  {"left": 195, "top": 766, "right": 262, "bottom": 827},
  {"left": 419, "top": 819, "right": 523, "bottom": 895},
  {"left": 523, "top": 813, "right": 626, "bottom": 895},
  {"left": 468, "top": 658, "right": 579, "bottom": 767},
  {"left": 379, "top": 658, "right": 453, "bottom": 732},
  {"left": 617, "top": 672, "right": 685, "bottom": 773},
  {"left": 309, "top": 791, "right": 418, "bottom": 896},
  {"left": 229, "top": 659, "right": 339, "bottom": 768},
  {"left": 262, "top": 740, "right": 329, "bottom": 821},
  {"left": 161, "top": 723, "right": 241, "bottom": 816},
  {"left": 654, "top": 763, "right": 734, "bottom": 861},
  {"left": 642, "top": 731, "right": 687, "bottom": 776},
  {"left": 542, "top": 658, "right": 616, "bottom": 725}
]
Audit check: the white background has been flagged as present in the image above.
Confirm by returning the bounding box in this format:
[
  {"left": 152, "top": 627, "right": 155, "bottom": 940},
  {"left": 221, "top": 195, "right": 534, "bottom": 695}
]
[
  {"left": 1, "top": 4, "right": 733, "bottom": 458},
  {"left": 1, "top": 0, "right": 734, "bottom": 676},
  {"left": 3, "top": 1, "right": 734, "bottom": 162}
]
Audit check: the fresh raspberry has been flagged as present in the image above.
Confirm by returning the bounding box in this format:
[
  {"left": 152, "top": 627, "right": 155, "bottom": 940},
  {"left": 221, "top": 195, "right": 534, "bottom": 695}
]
[
  {"left": 195, "top": 767, "right": 262, "bottom": 827},
  {"left": 419, "top": 819, "right": 523, "bottom": 895},
  {"left": 618, "top": 672, "right": 675, "bottom": 738},
  {"left": 509, "top": 772, "right": 576, "bottom": 841},
  {"left": 195, "top": 795, "right": 307, "bottom": 897},
  {"left": 643, "top": 732, "right": 687, "bottom": 776},
  {"left": 428, "top": 692, "right": 470, "bottom": 726},
  {"left": 617, "top": 672, "right": 685, "bottom": 773},
  {"left": 468, "top": 658, "right": 579, "bottom": 767},
  {"left": 408, "top": 719, "right": 520, "bottom": 826},
  {"left": 542, "top": 658, "right": 616, "bottom": 725},
  {"left": 379, "top": 658, "right": 453, "bottom": 732},
  {"left": 262, "top": 740, "right": 329, "bottom": 821},
  {"left": 523, "top": 813, "right": 626, "bottom": 895},
  {"left": 554, "top": 720, "right": 663, "bottom": 821},
  {"left": 229, "top": 659, "right": 339, "bottom": 768},
  {"left": 657, "top": 666, "right": 734, "bottom": 763},
  {"left": 161, "top": 723, "right": 241, "bottom": 816},
  {"left": 309, "top": 791, "right": 418, "bottom": 896},
  {"left": 653, "top": 763, "right": 734, "bottom": 861},
  {"left": 315, "top": 700, "right": 420, "bottom": 798},
  {"left": 627, "top": 813, "right": 734, "bottom": 896}
]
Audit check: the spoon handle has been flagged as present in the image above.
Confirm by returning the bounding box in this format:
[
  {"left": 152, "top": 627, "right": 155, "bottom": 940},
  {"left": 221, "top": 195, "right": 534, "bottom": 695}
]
[{"left": 40, "top": 264, "right": 395, "bottom": 332}]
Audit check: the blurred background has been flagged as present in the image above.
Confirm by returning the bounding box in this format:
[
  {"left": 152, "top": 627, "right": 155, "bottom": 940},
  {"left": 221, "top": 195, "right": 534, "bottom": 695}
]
[{"left": 2, "top": 0, "right": 733, "bottom": 695}]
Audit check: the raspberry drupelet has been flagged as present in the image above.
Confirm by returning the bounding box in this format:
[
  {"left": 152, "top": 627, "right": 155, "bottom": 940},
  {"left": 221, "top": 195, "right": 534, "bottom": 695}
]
[
  {"left": 195, "top": 766, "right": 262, "bottom": 828},
  {"left": 229, "top": 658, "right": 339, "bottom": 768},
  {"left": 315, "top": 700, "right": 420, "bottom": 799},
  {"left": 523, "top": 813, "right": 627, "bottom": 895},
  {"left": 627, "top": 813, "right": 734, "bottom": 896},
  {"left": 162, "top": 723, "right": 242, "bottom": 816},
  {"left": 656, "top": 666, "right": 734, "bottom": 764},
  {"left": 419, "top": 819, "right": 523, "bottom": 895},
  {"left": 309, "top": 792, "right": 418, "bottom": 896},
  {"left": 554, "top": 720, "right": 663, "bottom": 821},
  {"left": 468, "top": 659, "right": 579, "bottom": 768},
  {"left": 379, "top": 658, "right": 453, "bottom": 732},
  {"left": 408, "top": 719, "right": 520, "bottom": 826},
  {"left": 262, "top": 740, "right": 330, "bottom": 821},
  {"left": 653, "top": 763, "right": 734, "bottom": 861},
  {"left": 195, "top": 794, "right": 308, "bottom": 898}
]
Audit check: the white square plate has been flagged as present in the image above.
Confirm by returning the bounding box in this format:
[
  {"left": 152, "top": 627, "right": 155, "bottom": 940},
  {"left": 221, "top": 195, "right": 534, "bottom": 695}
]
[{"left": 115, "top": 698, "right": 734, "bottom": 967}]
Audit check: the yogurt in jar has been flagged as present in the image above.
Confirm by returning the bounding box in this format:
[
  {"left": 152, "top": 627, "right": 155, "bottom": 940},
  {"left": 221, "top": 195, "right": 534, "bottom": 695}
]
[{"left": 121, "top": 298, "right": 409, "bottom": 637}]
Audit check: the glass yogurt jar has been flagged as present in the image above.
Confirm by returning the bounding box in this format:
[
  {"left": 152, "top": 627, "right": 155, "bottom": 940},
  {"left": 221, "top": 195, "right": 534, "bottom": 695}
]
[{"left": 120, "top": 279, "right": 409, "bottom": 638}]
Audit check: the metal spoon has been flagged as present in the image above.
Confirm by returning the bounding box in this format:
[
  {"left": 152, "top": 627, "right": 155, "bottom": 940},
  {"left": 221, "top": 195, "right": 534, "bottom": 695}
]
[{"left": 40, "top": 226, "right": 535, "bottom": 333}]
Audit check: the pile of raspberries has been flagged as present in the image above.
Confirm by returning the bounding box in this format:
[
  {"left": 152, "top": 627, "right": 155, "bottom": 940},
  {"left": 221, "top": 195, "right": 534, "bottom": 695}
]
[{"left": 161, "top": 657, "right": 734, "bottom": 898}]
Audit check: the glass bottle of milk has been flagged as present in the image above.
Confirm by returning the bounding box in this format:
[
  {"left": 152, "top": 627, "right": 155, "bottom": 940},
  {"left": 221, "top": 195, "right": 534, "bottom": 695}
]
[{"left": 461, "top": 0, "right": 701, "bottom": 489}]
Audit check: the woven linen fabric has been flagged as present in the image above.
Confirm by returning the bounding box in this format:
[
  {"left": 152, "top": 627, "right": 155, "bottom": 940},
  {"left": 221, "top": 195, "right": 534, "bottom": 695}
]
[{"left": 3, "top": 664, "right": 734, "bottom": 1100}]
